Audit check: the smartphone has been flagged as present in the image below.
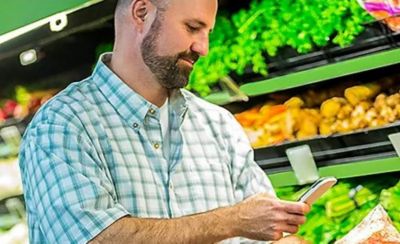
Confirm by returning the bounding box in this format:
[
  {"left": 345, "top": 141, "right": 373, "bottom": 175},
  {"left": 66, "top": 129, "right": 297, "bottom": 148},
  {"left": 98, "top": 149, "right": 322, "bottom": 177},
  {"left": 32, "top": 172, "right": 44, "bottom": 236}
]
[{"left": 298, "top": 177, "right": 337, "bottom": 205}]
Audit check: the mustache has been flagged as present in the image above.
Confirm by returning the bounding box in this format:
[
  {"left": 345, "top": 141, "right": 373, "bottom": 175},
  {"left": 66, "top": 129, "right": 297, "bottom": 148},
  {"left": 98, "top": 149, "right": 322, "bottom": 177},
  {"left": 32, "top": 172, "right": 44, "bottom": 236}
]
[{"left": 177, "top": 51, "right": 200, "bottom": 64}]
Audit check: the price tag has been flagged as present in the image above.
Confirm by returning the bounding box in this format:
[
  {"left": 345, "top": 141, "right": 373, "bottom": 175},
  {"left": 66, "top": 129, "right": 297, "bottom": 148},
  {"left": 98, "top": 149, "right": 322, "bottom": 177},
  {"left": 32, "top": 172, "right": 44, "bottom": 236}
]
[
  {"left": 286, "top": 145, "right": 319, "bottom": 185},
  {"left": 388, "top": 133, "right": 400, "bottom": 157}
]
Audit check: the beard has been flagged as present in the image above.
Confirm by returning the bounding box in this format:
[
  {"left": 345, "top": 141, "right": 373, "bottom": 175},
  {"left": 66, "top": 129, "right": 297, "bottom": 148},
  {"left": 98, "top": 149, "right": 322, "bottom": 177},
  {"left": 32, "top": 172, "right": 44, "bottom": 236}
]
[{"left": 140, "top": 13, "right": 199, "bottom": 89}]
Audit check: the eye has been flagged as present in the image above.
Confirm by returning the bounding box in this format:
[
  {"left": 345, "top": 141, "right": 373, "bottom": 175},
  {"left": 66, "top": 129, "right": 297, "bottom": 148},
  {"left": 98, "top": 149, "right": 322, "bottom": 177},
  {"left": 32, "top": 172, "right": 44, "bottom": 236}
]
[{"left": 186, "top": 24, "right": 200, "bottom": 33}]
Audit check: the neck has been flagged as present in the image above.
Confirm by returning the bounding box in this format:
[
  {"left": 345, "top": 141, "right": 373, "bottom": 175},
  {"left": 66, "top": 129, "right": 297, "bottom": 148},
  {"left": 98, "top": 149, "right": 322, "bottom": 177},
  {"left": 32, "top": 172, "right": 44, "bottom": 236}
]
[{"left": 109, "top": 49, "right": 169, "bottom": 107}]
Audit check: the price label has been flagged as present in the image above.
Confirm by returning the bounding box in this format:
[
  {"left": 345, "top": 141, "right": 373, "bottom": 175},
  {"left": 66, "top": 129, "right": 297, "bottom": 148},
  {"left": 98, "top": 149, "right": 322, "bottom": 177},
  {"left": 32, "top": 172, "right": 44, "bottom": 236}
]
[
  {"left": 388, "top": 133, "right": 400, "bottom": 157},
  {"left": 286, "top": 145, "right": 319, "bottom": 185}
]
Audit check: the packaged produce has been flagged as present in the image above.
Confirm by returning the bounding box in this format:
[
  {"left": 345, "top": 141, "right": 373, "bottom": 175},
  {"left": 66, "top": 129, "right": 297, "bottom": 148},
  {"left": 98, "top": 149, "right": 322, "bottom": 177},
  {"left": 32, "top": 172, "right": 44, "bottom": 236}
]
[
  {"left": 335, "top": 204, "right": 400, "bottom": 243},
  {"left": 358, "top": 0, "right": 400, "bottom": 31}
]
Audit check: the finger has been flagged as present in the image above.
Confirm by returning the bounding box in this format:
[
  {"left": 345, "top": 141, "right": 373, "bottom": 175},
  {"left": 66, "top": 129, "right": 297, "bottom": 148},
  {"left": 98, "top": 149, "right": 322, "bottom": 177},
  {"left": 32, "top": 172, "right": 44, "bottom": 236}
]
[
  {"left": 284, "top": 213, "right": 307, "bottom": 225},
  {"left": 280, "top": 200, "right": 309, "bottom": 215},
  {"left": 274, "top": 212, "right": 306, "bottom": 225},
  {"left": 280, "top": 224, "right": 299, "bottom": 234}
]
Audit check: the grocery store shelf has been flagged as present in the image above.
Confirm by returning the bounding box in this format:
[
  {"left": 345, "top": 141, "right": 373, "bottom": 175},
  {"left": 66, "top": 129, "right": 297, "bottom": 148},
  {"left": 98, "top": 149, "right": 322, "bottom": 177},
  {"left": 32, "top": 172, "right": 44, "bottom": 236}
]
[
  {"left": 240, "top": 47, "right": 400, "bottom": 97},
  {"left": 268, "top": 156, "right": 400, "bottom": 188}
]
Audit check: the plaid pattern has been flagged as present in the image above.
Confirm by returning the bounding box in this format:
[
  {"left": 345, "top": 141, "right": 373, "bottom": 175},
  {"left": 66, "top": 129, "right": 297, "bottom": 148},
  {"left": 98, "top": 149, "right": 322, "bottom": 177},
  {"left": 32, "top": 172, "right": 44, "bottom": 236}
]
[{"left": 19, "top": 54, "right": 274, "bottom": 244}]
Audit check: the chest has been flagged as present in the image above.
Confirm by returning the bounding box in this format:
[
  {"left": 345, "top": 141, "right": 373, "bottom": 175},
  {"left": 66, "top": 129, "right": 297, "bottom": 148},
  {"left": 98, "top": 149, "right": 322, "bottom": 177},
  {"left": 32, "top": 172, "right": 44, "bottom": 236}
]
[{"left": 93, "top": 114, "right": 235, "bottom": 218}]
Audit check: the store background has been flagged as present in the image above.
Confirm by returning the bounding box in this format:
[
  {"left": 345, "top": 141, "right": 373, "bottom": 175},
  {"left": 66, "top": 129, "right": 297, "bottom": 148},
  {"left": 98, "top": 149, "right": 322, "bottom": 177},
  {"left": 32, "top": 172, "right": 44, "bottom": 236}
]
[{"left": 0, "top": 0, "right": 399, "bottom": 243}]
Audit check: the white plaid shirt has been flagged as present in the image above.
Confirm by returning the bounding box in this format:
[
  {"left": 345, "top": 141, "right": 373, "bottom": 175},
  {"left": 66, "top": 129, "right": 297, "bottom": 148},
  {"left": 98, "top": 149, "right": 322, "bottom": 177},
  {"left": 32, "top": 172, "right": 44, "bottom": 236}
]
[{"left": 19, "top": 54, "right": 274, "bottom": 243}]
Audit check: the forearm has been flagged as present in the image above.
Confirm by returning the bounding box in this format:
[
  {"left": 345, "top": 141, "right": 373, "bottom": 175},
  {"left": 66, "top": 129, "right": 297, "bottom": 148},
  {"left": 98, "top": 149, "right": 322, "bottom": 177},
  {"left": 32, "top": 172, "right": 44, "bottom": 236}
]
[{"left": 89, "top": 206, "right": 238, "bottom": 244}]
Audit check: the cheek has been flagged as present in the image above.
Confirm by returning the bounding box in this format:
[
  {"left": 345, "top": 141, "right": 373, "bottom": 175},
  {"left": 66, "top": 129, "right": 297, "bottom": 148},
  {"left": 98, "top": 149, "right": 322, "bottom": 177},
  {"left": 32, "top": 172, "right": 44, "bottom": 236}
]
[{"left": 157, "top": 26, "right": 192, "bottom": 55}]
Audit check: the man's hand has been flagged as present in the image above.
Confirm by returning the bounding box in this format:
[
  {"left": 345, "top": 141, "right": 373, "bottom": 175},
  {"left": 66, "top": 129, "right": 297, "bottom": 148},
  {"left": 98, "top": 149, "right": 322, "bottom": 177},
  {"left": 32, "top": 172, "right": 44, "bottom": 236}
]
[{"left": 233, "top": 193, "right": 310, "bottom": 241}]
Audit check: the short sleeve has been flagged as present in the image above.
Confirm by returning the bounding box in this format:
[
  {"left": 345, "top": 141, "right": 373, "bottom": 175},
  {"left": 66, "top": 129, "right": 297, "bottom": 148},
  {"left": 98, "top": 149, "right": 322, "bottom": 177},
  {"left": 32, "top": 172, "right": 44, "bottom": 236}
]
[{"left": 19, "top": 116, "right": 129, "bottom": 243}]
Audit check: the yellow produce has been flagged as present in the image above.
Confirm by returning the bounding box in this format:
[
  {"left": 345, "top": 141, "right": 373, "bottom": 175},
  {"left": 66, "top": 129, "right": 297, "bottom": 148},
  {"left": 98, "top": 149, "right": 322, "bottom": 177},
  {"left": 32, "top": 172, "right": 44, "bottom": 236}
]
[
  {"left": 297, "top": 119, "right": 318, "bottom": 139},
  {"left": 386, "top": 93, "right": 400, "bottom": 107},
  {"left": 344, "top": 83, "right": 380, "bottom": 106},
  {"left": 335, "top": 119, "right": 353, "bottom": 133},
  {"left": 284, "top": 97, "right": 304, "bottom": 108},
  {"left": 235, "top": 80, "right": 400, "bottom": 148},
  {"left": 296, "top": 109, "right": 320, "bottom": 139},
  {"left": 337, "top": 104, "right": 353, "bottom": 120},
  {"left": 321, "top": 97, "right": 346, "bottom": 118},
  {"left": 320, "top": 119, "right": 335, "bottom": 136}
]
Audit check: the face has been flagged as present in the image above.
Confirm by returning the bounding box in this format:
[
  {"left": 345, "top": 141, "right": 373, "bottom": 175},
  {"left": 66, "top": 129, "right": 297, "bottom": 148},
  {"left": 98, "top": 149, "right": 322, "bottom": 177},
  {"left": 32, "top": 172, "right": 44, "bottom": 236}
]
[{"left": 140, "top": 0, "right": 217, "bottom": 89}]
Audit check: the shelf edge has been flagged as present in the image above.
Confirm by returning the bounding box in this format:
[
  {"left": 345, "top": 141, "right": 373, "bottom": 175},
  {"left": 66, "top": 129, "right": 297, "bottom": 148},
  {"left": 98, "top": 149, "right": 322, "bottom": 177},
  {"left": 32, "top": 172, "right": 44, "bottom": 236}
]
[
  {"left": 267, "top": 156, "right": 400, "bottom": 188},
  {"left": 240, "top": 48, "right": 400, "bottom": 97}
]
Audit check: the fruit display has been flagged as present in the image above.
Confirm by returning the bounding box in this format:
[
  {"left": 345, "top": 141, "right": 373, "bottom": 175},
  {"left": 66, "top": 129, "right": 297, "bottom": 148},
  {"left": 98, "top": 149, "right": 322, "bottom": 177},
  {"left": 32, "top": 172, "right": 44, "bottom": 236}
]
[
  {"left": 0, "top": 86, "right": 58, "bottom": 124},
  {"left": 235, "top": 75, "right": 400, "bottom": 148},
  {"left": 276, "top": 174, "right": 400, "bottom": 243}
]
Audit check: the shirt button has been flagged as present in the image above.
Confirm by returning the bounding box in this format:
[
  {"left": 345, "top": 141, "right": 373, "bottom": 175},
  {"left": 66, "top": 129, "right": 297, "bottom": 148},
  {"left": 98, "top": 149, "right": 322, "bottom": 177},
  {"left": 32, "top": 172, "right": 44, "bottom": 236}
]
[
  {"left": 169, "top": 183, "right": 174, "bottom": 191},
  {"left": 133, "top": 123, "right": 139, "bottom": 128},
  {"left": 153, "top": 143, "right": 160, "bottom": 149},
  {"left": 149, "top": 108, "right": 156, "bottom": 115}
]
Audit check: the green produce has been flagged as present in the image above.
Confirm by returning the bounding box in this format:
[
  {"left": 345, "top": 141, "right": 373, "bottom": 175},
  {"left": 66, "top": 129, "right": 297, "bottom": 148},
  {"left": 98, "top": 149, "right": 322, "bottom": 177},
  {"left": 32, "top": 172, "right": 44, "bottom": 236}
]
[
  {"left": 380, "top": 180, "right": 400, "bottom": 228},
  {"left": 0, "top": 214, "right": 20, "bottom": 233},
  {"left": 188, "top": 0, "right": 373, "bottom": 96},
  {"left": 275, "top": 175, "right": 400, "bottom": 243}
]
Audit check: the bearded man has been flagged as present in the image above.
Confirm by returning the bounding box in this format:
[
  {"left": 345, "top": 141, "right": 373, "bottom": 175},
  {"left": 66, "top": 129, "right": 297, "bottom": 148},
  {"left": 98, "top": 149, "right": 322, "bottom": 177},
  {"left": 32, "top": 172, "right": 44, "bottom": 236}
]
[{"left": 19, "top": 0, "right": 309, "bottom": 243}]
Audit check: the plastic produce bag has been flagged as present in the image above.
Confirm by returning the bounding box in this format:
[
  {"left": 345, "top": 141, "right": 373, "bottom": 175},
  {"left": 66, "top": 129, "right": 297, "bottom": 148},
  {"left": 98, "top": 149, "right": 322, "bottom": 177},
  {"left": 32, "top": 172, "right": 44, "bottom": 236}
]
[
  {"left": 357, "top": 0, "right": 400, "bottom": 31},
  {"left": 335, "top": 204, "right": 400, "bottom": 244}
]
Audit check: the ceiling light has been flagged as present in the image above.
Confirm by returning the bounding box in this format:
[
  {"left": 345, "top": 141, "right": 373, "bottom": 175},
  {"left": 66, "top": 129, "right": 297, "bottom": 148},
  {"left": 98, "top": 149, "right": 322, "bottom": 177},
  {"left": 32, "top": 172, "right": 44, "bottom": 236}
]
[{"left": 19, "top": 49, "right": 37, "bottom": 66}]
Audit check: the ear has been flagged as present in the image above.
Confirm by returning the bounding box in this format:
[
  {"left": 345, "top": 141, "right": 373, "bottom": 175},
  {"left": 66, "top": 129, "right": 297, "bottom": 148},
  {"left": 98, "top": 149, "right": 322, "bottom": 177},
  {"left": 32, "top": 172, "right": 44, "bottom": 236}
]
[{"left": 130, "top": 0, "right": 154, "bottom": 32}]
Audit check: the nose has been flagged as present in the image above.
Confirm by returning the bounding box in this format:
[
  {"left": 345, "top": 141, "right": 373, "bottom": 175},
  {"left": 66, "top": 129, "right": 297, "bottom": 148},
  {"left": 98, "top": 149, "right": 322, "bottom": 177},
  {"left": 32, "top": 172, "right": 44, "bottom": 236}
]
[{"left": 191, "top": 34, "right": 209, "bottom": 57}]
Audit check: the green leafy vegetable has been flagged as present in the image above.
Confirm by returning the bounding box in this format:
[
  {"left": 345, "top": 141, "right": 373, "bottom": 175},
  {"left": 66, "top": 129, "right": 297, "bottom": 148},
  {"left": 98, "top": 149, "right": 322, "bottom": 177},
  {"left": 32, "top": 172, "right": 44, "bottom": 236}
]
[{"left": 188, "top": 0, "right": 373, "bottom": 97}]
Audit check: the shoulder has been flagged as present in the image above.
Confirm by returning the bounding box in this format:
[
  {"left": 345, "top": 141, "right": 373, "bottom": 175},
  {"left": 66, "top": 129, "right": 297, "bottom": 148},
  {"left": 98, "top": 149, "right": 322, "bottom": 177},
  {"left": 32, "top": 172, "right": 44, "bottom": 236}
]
[{"left": 25, "top": 77, "right": 97, "bottom": 136}]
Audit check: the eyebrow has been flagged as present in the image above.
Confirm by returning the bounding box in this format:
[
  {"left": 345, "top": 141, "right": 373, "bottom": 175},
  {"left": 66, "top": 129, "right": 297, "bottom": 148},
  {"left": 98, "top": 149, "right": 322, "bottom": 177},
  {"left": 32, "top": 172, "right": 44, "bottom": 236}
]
[{"left": 186, "top": 19, "right": 214, "bottom": 33}]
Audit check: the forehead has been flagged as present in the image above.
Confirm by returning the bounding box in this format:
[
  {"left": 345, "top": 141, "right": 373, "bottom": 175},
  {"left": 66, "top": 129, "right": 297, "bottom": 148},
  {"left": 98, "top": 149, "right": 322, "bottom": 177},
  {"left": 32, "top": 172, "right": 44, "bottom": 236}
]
[{"left": 162, "top": 0, "right": 217, "bottom": 28}]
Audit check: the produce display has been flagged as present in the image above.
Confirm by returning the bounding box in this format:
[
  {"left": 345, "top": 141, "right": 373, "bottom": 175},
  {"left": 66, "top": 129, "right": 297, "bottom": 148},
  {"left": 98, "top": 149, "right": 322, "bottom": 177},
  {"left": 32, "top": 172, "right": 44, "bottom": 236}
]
[
  {"left": 0, "top": 198, "right": 28, "bottom": 244},
  {"left": 276, "top": 174, "right": 400, "bottom": 243},
  {"left": 188, "top": 0, "right": 373, "bottom": 96},
  {"left": 0, "top": 222, "right": 28, "bottom": 244},
  {"left": 235, "top": 75, "right": 400, "bottom": 148},
  {"left": 0, "top": 159, "right": 22, "bottom": 201},
  {"left": 0, "top": 86, "right": 58, "bottom": 124}
]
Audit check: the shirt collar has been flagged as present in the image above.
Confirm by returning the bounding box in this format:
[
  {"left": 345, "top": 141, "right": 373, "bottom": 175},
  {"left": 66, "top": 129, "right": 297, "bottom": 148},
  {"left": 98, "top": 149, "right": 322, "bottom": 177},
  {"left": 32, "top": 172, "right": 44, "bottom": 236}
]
[{"left": 92, "top": 53, "right": 189, "bottom": 128}]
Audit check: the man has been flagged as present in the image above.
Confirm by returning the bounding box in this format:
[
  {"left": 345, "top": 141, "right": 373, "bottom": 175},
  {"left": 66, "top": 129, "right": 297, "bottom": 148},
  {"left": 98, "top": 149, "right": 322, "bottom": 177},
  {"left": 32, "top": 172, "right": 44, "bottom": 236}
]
[{"left": 19, "top": 0, "right": 309, "bottom": 243}]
